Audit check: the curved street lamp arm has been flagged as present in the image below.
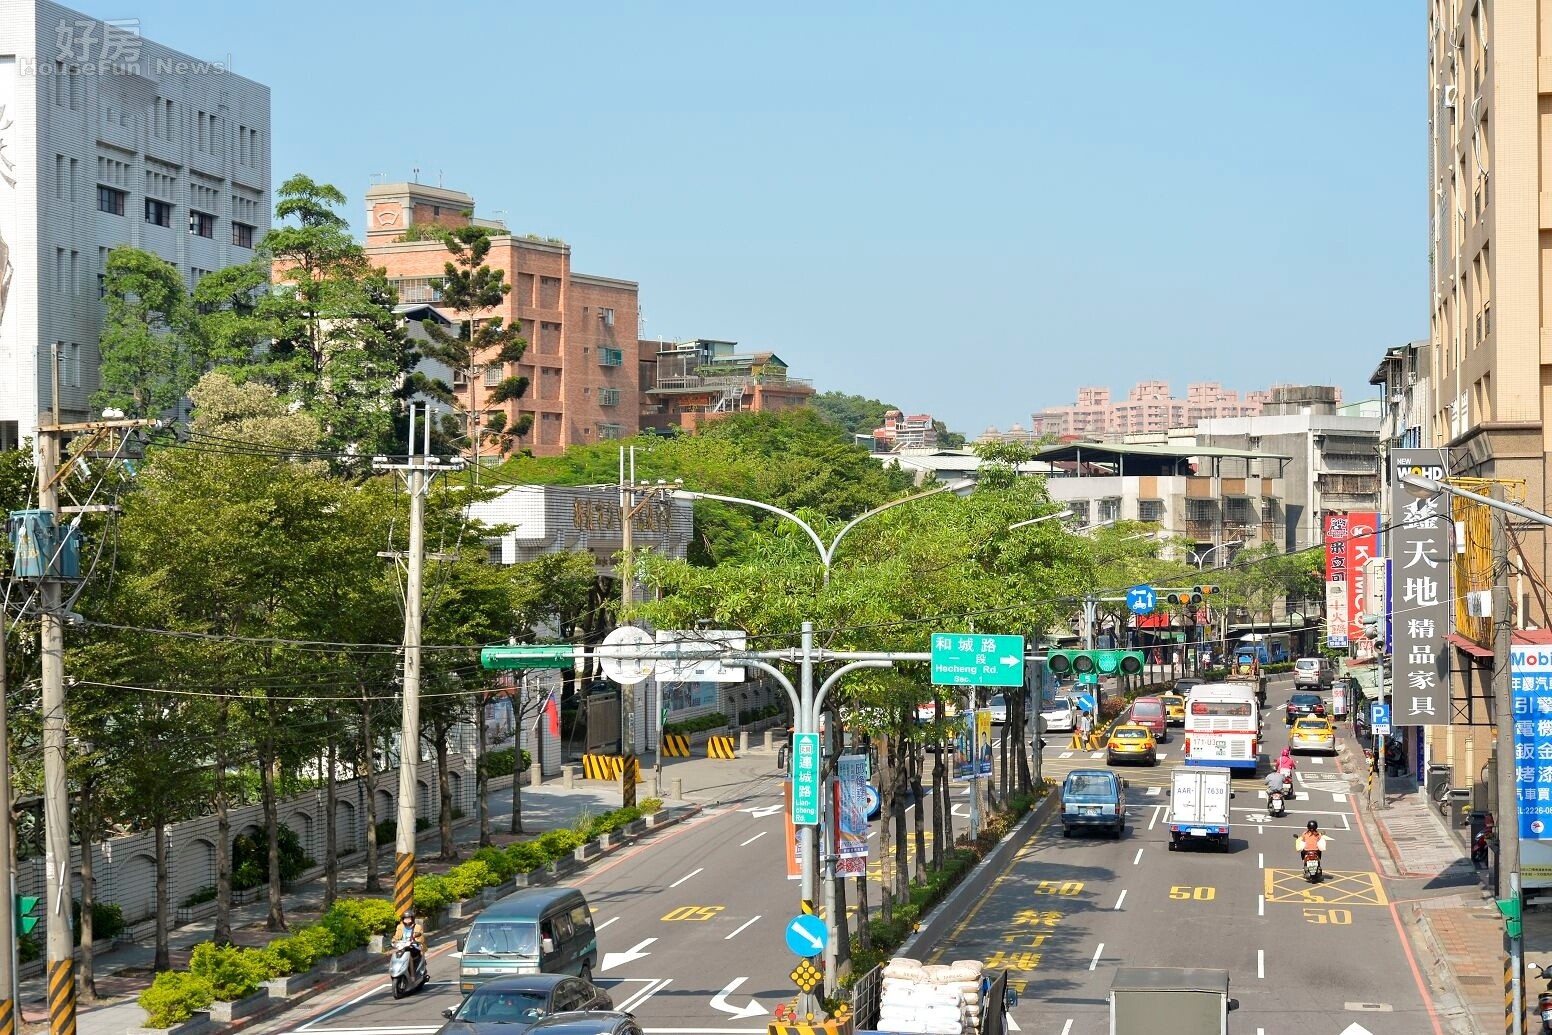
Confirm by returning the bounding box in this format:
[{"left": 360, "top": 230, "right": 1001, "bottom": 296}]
[
  {"left": 825, "top": 483, "right": 967, "bottom": 567},
  {"left": 815, "top": 660, "right": 892, "bottom": 715},
  {"left": 674, "top": 490, "right": 829, "bottom": 565}
]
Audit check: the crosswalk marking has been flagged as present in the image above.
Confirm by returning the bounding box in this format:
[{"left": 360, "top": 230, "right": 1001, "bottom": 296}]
[{"left": 1146, "top": 786, "right": 1161, "bottom": 796}]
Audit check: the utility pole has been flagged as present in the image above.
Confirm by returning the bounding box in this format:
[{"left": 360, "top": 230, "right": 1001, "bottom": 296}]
[
  {"left": 0, "top": 600, "right": 17, "bottom": 1026},
  {"left": 374, "top": 406, "right": 460, "bottom": 920},
  {"left": 1491, "top": 490, "right": 1523, "bottom": 1033}
]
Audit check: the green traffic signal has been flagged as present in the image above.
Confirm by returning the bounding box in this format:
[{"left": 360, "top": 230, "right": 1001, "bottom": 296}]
[
  {"left": 15, "top": 894, "right": 39, "bottom": 936},
  {"left": 1047, "top": 649, "right": 1145, "bottom": 678}
]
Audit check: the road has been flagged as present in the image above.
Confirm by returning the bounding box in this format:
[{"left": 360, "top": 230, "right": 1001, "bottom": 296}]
[
  {"left": 926, "top": 677, "right": 1444, "bottom": 1035},
  {"left": 276, "top": 679, "right": 1444, "bottom": 1035}
]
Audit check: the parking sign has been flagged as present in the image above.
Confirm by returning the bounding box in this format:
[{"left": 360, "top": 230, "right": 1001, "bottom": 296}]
[{"left": 1371, "top": 702, "right": 1391, "bottom": 736}]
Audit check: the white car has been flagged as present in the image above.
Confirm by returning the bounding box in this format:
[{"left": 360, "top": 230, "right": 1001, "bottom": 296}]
[
  {"left": 988, "top": 695, "right": 1009, "bottom": 724},
  {"left": 1041, "top": 696, "right": 1076, "bottom": 732}
]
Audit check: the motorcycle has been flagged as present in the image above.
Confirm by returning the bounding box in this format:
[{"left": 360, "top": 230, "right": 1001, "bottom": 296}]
[
  {"left": 1267, "top": 790, "right": 1286, "bottom": 818},
  {"left": 1532, "top": 962, "right": 1552, "bottom": 1033},
  {"left": 1471, "top": 830, "right": 1491, "bottom": 867},
  {"left": 1300, "top": 849, "right": 1323, "bottom": 883},
  {"left": 388, "top": 937, "right": 428, "bottom": 999}
]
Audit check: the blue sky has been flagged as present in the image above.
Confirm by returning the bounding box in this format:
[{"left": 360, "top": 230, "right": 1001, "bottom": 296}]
[{"left": 106, "top": 1, "right": 1421, "bottom": 435}]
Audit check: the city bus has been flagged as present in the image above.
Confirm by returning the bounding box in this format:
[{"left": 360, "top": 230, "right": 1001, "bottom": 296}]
[{"left": 1183, "top": 683, "right": 1260, "bottom": 772}]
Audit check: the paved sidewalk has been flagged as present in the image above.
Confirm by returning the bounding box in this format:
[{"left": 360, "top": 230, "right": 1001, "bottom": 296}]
[
  {"left": 33, "top": 750, "right": 762, "bottom": 1035},
  {"left": 1341, "top": 748, "right": 1505, "bottom": 1035}
]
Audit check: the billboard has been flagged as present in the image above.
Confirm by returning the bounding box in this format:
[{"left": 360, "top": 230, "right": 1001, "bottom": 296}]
[
  {"left": 1510, "top": 644, "right": 1552, "bottom": 849},
  {"left": 0, "top": 53, "right": 34, "bottom": 432},
  {"left": 834, "top": 755, "right": 869, "bottom": 877},
  {"left": 1324, "top": 513, "right": 1351, "bottom": 648},
  {"left": 1388, "top": 449, "right": 1452, "bottom": 724}
]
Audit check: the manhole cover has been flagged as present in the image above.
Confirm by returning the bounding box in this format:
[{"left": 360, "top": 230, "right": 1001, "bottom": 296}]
[{"left": 1344, "top": 1002, "right": 1394, "bottom": 1012}]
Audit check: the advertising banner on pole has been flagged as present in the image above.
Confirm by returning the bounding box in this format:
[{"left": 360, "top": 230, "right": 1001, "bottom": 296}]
[
  {"left": 835, "top": 755, "right": 869, "bottom": 877},
  {"left": 1324, "top": 513, "right": 1351, "bottom": 648},
  {"left": 1388, "top": 449, "right": 1452, "bottom": 725},
  {"left": 1344, "top": 512, "right": 1380, "bottom": 644}
]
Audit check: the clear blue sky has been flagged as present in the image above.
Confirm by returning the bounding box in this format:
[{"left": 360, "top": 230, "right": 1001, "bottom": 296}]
[{"left": 108, "top": 0, "right": 1422, "bottom": 435}]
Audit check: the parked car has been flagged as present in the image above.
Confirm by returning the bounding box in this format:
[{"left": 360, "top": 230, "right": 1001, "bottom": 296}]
[{"left": 1293, "top": 657, "right": 1335, "bottom": 688}]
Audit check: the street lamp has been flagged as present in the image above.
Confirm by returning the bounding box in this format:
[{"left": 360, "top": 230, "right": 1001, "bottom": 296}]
[
  {"left": 1190, "top": 540, "right": 1242, "bottom": 569},
  {"left": 1008, "top": 509, "right": 1074, "bottom": 531}
]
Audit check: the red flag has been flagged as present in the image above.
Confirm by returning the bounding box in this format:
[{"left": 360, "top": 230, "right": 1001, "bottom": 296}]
[{"left": 544, "top": 691, "right": 560, "bottom": 738}]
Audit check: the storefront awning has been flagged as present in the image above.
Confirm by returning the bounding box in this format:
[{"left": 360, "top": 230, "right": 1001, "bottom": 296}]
[{"left": 1445, "top": 633, "right": 1493, "bottom": 659}]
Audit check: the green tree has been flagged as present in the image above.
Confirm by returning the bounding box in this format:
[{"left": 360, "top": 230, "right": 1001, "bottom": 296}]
[
  {"left": 95, "top": 249, "right": 204, "bottom": 417},
  {"left": 807, "top": 390, "right": 895, "bottom": 439}
]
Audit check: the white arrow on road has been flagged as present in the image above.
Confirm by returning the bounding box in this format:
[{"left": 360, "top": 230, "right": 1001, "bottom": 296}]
[
  {"left": 742, "top": 803, "right": 784, "bottom": 819},
  {"left": 600, "top": 938, "right": 656, "bottom": 971},
  {"left": 1337, "top": 1025, "right": 1374, "bottom": 1035},
  {"left": 709, "top": 976, "right": 766, "bottom": 1020}
]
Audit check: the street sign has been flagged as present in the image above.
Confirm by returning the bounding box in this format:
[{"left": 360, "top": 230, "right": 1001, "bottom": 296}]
[
  {"left": 784, "top": 912, "right": 827, "bottom": 957},
  {"left": 791, "top": 732, "right": 822, "bottom": 826},
  {"left": 930, "top": 632, "right": 1025, "bottom": 687},
  {"left": 1075, "top": 693, "right": 1096, "bottom": 712},
  {"left": 1126, "top": 585, "right": 1156, "bottom": 615},
  {"left": 1371, "top": 702, "right": 1392, "bottom": 736},
  {"left": 653, "top": 629, "right": 747, "bottom": 682},
  {"left": 480, "top": 644, "right": 574, "bottom": 670},
  {"left": 598, "top": 625, "right": 656, "bottom": 685}
]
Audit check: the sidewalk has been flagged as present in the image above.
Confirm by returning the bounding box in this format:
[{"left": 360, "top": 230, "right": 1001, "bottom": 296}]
[
  {"left": 1342, "top": 747, "right": 1504, "bottom": 1035},
  {"left": 33, "top": 750, "right": 762, "bottom": 1035}
]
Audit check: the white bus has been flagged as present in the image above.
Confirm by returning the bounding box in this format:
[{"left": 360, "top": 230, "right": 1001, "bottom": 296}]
[{"left": 1183, "top": 683, "right": 1260, "bottom": 772}]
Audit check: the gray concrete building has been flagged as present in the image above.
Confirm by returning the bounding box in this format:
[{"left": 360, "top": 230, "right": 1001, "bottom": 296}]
[{"left": 0, "top": 1, "right": 270, "bottom": 448}]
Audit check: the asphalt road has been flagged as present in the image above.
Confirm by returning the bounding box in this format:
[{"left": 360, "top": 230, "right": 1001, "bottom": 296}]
[{"left": 926, "top": 677, "right": 1443, "bottom": 1035}]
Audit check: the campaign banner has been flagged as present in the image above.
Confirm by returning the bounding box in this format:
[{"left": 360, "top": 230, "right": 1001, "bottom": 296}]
[
  {"left": 835, "top": 755, "right": 869, "bottom": 877},
  {"left": 954, "top": 710, "right": 994, "bottom": 778},
  {"left": 1324, "top": 513, "right": 1351, "bottom": 648}
]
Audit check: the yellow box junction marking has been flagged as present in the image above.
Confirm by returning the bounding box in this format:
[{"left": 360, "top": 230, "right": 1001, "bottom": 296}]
[{"left": 1264, "top": 869, "right": 1387, "bottom": 906}]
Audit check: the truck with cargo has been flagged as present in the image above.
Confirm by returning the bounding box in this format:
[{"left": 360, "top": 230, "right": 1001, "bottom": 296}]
[
  {"left": 1166, "top": 766, "right": 1234, "bottom": 852},
  {"left": 857, "top": 957, "right": 1014, "bottom": 1035}
]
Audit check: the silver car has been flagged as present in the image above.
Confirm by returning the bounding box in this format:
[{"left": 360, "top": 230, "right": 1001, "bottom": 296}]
[
  {"left": 1293, "top": 657, "right": 1334, "bottom": 688},
  {"left": 1041, "top": 696, "right": 1076, "bottom": 732}
]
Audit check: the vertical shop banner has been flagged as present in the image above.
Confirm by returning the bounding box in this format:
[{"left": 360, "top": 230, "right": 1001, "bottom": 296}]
[
  {"left": 835, "top": 755, "right": 869, "bottom": 877},
  {"left": 1389, "top": 449, "right": 1452, "bottom": 724},
  {"left": 1324, "top": 514, "right": 1351, "bottom": 648},
  {"left": 1345, "top": 512, "right": 1379, "bottom": 643},
  {"left": 1511, "top": 645, "right": 1552, "bottom": 841},
  {"left": 783, "top": 781, "right": 802, "bottom": 878}
]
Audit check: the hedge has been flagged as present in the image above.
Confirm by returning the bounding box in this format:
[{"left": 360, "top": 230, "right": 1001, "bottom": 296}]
[
  {"left": 663, "top": 713, "right": 731, "bottom": 736},
  {"left": 137, "top": 897, "right": 397, "bottom": 1027},
  {"left": 481, "top": 748, "right": 533, "bottom": 778}
]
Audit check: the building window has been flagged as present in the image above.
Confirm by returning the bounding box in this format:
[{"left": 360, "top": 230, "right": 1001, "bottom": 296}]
[
  {"left": 599, "top": 388, "right": 620, "bottom": 407},
  {"left": 599, "top": 347, "right": 623, "bottom": 367},
  {"left": 598, "top": 423, "right": 623, "bottom": 440},
  {"left": 189, "top": 210, "right": 215, "bottom": 238},
  {"left": 232, "top": 221, "right": 255, "bottom": 249},
  {"left": 1138, "top": 499, "right": 1165, "bottom": 522},
  {"left": 96, "top": 273, "right": 106, "bottom": 299},
  {"left": 97, "top": 185, "right": 126, "bottom": 216},
  {"left": 145, "top": 198, "right": 172, "bottom": 228},
  {"left": 599, "top": 307, "right": 615, "bottom": 327},
  {"left": 482, "top": 365, "right": 502, "bottom": 386}
]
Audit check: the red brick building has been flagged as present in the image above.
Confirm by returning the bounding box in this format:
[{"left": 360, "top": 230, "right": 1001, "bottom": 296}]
[
  {"left": 362, "top": 182, "right": 640, "bottom": 456},
  {"left": 638, "top": 339, "right": 815, "bottom": 433}
]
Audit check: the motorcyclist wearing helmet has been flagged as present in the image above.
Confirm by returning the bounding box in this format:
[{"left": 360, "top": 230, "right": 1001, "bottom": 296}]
[
  {"left": 1296, "top": 819, "right": 1328, "bottom": 860},
  {"left": 394, "top": 910, "right": 427, "bottom": 978}
]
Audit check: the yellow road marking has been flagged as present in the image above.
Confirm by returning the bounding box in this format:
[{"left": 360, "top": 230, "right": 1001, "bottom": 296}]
[{"left": 1264, "top": 868, "right": 1387, "bottom": 906}]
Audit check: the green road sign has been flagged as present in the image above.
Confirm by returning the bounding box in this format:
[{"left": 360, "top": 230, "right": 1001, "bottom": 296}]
[
  {"left": 480, "top": 645, "right": 575, "bottom": 670},
  {"left": 15, "top": 895, "right": 38, "bottom": 936},
  {"left": 791, "top": 732, "right": 822, "bottom": 826},
  {"left": 930, "top": 632, "right": 1025, "bottom": 687}
]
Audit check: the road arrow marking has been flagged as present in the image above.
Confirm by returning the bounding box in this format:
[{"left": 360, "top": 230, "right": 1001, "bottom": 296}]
[
  {"left": 1337, "top": 1025, "right": 1375, "bottom": 1035},
  {"left": 710, "top": 977, "right": 766, "bottom": 1020},
  {"left": 742, "top": 803, "right": 784, "bottom": 819},
  {"left": 601, "top": 938, "right": 657, "bottom": 971}
]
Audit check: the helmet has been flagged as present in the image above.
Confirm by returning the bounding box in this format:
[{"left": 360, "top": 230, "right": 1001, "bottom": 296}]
[
  {"left": 1305, "top": 820, "right": 1319, "bottom": 832},
  {"left": 402, "top": 911, "right": 416, "bottom": 923}
]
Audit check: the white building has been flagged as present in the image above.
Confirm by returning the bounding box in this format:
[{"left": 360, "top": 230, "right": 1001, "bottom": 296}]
[{"left": 0, "top": 1, "right": 270, "bottom": 449}]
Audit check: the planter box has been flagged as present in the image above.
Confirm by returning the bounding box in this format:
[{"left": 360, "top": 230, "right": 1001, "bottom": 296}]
[
  {"left": 573, "top": 841, "right": 602, "bottom": 864},
  {"left": 368, "top": 934, "right": 387, "bottom": 953},
  {"left": 130, "top": 1008, "right": 214, "bottom": 1035},
  {"left": 266, "top": 967, "right": 322, "bottom": 998},
  {"left": 623, "top": 819, "right": 647, "bottom": 837},
  {"left": 207, "top": 990, "right": 271, "bottom": 1024},
  {"left": 445, "top": 899, "right": 472, "bottom": 920},
  {"left": 321, "top": 946, "right": 371, "bottom": 974}
]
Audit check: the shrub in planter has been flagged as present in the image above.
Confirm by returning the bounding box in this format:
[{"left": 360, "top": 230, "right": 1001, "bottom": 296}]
[
  {"left": 638, "top": 798, "right": 664, "bottom": 815},
  {"left": 330, "top": 897, "right": 400, "bottom": 937},
  {"left": 413, "top": 874, "right": 449, "bottom": 913},
  {"left": 180, "top": 886, "right": 217, "bottom": 909},
  {"left": 318, "top": 906, "right": 369, "bottom": 954},
  {"left": 505, "top": 842, "right": 547, "bottom": 874},
  {"left": 17, "top": 933, "right": 38, "bottom": 963},
  {"left": 536, "top": 829, "right": 584, "bottom": 857},
  {"left": 441, "top": 860, "right": 494, "bottom": 901},
  {"left": 471, "top": 846, "right": 517, "bottom": 882},
  {"left": 139, "top": 971, "right": 216, "bottom": 1029},
  {"left": 188, "top": 942, "right": 282, "bottom": 1001},
  {"left": 72, "top": 899, "right": 126, "bottom": 946},
  {"left": 375, "top": 819, "right": 397, "bottom": 845}
]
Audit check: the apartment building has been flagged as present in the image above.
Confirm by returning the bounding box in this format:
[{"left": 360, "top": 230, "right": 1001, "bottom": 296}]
[
  {"left": 870, "top": 410, "right": 937, "bottom": 452},
  {"left": 639, "top": 339, "right": 814, "bottom": 433},
  {"left": 1369, "top": 339, "right": 1433, "bottom": 453},
  {"left": 0, "top": 1, "right": 271, "bottom": 449},
  {"left": 362, "top": 181, "right": 639, "bottom": 457},
  {"left": 1024, "top": 381, "right": 1276, "bottom": 440}
]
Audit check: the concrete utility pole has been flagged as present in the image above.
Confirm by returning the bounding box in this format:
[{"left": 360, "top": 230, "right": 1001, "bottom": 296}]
[
  {"left": 0, "top": 600, "right": 17, "bottom": 1026},
  {"left": 1491, "top": 489, "right": 1523, "bottom": 1033},
  {"left": 374, "top": 406, "right": 461, "bottom": 920}
]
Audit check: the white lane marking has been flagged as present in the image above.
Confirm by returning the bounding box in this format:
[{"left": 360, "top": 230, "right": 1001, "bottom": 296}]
[
  {"left": 1089, "top": 752, "right": 1105, "bottom": 759},
  {"left": 297, "top": 981, "right": 394, "bottom": 1028},
  {"left": 1146, "top": 785, "right": 1161, "bottom": 796},
  {"left": 725, "top": 916, "right": 761, "bottom": 940},
  {"left": 1088, "top": 943, "right": 1104, "bottom": 971},
  {"left": 669, "top": 867, "right": 704, "bottom": 888},
  {"left": 598, "top": 916, "right": 619, "bottom": 931},
  {"left": 1059, "top": 751, "right": 1074, "bottom": 759},
  {"left": 866, "top": 831, "right": 876, "bottom": 840},
  {"left": 1113, "top": 890, "right": 1127, "bottom": 910},
  {"left": 1257, "top": 949, "right": 1265, "bottom": 979},
  {"left": 1258, "top": 894, "right": 1265, "bottom": 917},
  {"left": 740, "top": 832, "right": 767, "bottom": 847},
  {"left": 740, "top": 803, "right": 783, "bottom": 818},
  {"left": 1313, "top": 756, "right": 1325, "bottom": 765},
  {"left": 1258, "top": 853, "right": 1263, "bottom": 869},
  {"left": 1333, "top": 792, "right": 1348, "bottom": 803},
  {"left": 1005, "top": 1016, "right": 1021, "bottom": 1032},
  {"left": 618, "top": 977, "right": 672, "bottom": 1013},
  {"left": 1132, "top": 848, "right": 1143, "bottom": 866},
  {"left": 710, "top": 976, "right": 765, "bottom": 1020},
  {"left": 1148, "top": 806, "right": 1161, "bottom": 831},
  {"left": 1059, "top": 1022, "right": 1073, "bottom": 1035},
  {"left": 601, "top": 938, "right": 657, "bottom": 970}
]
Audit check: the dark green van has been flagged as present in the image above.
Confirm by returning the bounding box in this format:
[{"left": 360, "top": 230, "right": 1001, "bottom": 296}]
[{"left": 458, "top": 887, "right": 598, "bottom": 995}]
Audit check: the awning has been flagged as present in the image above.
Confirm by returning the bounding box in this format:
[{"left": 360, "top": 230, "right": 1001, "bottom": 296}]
[
  {"left": 1514, "top": 630, "right": 1552, "bottom": 645},
  {"left": 1445, "top": 633, "right": 1493, "bottom": 659},
  {"left": 1134, "top": 613, "right": 1172, "bottom": 628}
]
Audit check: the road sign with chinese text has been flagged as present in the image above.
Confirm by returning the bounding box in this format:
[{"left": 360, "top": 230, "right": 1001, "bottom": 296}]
[
  {"left": 790, "top": 732, "right": 821, "bottom": 826},
  {"left": 930, "top": 633, "right": 1025, "bottom": 687}
]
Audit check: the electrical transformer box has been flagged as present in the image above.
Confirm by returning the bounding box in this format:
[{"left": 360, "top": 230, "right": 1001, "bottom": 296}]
[{"left": 7, "top": 510, "right": 80, "bottom": 579}]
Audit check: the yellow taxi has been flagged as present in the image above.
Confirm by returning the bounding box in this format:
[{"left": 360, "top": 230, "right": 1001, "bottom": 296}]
[
  {"left": 1106, "top": 723, "right": 1158, "bottom": 766},
  {"left": 1158, "top": 693, "right": 1186, "bottom": 727},
  {"left": 1289, "top": 716, "right": 1336, "bottom": 756}
]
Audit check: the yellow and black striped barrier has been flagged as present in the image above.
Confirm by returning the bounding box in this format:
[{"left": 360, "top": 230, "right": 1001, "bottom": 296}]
[
  {"left": 661, "top": 734, "right": 691, "bottom": 757},
  {"left": 47, "top": 959, "right": 75, "bottom": 1035},
  {"left": 0, "top": 994, "right": 14, "bottom": 1035},
  {"left": 767, "top": 1018, "right": 852, "bottom": 1035},
  {"left": 393, "top": 852, "right": 416, "bottom": 919},
  {"left": 581, "top": 754, "right": 643, "bottom": 782},
  {"left": 707, "top": 735, "right": 737, "bottom": 760}
]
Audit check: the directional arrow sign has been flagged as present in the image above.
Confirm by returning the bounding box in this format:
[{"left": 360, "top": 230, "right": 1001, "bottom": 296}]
[
  {"left": 741, "top": 803, "right": 783, "bottom": 819},
  {"left": 709, "top": 976, "right": 765, "bottom": 1020},
  {"left": 784, "top": 913, "right": 826, "bottom": 957},
  {"left": 600, "top": 937, "right": 656, "bottom": 971},
  {"left": 931, "top": 632, "right": 1025, "bottom": 687}
]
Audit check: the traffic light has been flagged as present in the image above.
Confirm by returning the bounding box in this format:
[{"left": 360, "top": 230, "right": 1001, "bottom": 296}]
[
  {"left": 15, "top": 895, "right": 38, "bottom": 937},
  {"left": 1047, "top": 650, "right": 1145, "bottom": 678},
  {"left": 1166, "top": 586, "right": 1218, "bottom": 606}
]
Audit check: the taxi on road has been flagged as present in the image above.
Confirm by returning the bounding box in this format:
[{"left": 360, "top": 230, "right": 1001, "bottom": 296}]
[
  {"left": 1106, "top": 723, "right": 1158, "bottom": 766},
  {"left": 1158, "top": 692, "right": 1186, "bottom": 727},
  {"left": 1289, "top": 716, "right": 1336, "bottom": 755}
]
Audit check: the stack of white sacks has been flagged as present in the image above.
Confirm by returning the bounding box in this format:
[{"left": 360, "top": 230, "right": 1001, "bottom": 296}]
[{"left": 876, "top": 958, "right": 985, "bottom": 1035}]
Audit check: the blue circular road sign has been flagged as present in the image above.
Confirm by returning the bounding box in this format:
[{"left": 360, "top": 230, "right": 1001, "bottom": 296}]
[
  {"left": 785, "top": 913, "right": 827, "bottom": 957},
  {"left": 1126, "top": 585, "right": 1157, "bottom": 615}
]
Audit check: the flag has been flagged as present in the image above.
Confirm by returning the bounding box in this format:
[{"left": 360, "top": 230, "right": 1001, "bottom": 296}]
[{"left": 543, "top": 689, "right": 560, "bottom": 738}]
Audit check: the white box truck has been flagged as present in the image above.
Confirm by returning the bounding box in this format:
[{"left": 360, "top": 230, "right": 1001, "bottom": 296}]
[{"left": 1166, "top": 766, "right": 1234, "bottom": 852}]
